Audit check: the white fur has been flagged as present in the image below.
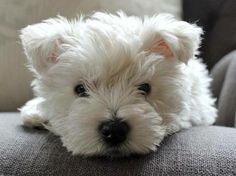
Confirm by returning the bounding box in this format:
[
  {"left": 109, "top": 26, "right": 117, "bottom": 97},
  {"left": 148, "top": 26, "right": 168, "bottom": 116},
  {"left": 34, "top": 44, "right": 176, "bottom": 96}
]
[{"left": 19, "top": 12, "right": 217, "bottom": 156}]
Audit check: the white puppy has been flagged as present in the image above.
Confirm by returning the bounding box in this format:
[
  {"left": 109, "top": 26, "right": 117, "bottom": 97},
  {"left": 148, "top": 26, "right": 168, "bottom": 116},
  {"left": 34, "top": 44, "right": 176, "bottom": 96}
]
[{"left": 20, "top": 12, "right": 217, "bottom": 156}]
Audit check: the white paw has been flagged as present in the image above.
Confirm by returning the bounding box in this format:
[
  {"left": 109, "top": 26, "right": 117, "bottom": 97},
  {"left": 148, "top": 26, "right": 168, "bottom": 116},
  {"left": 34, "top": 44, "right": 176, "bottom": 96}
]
[
  {"left": 22, "top": 113, "right": 48, "bottom": 128},
  {"left": 19, "top": 97, "right": 48, "bottom": 128}
]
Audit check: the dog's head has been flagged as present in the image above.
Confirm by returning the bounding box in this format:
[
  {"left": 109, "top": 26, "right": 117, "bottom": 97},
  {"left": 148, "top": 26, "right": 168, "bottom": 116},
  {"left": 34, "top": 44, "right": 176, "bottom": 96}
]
[{"left": 20, "top": 12, "right": 202, "bottom": 156}]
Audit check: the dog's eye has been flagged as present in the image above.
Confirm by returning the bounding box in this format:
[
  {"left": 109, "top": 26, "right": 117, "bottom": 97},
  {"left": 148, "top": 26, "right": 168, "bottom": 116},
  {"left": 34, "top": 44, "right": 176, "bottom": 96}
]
[
  {"left": 138, "top": 83, "right": 151, "bottom": 95},
  {"left": 74, "top": 84, "right": 89, "bottom": 97}
]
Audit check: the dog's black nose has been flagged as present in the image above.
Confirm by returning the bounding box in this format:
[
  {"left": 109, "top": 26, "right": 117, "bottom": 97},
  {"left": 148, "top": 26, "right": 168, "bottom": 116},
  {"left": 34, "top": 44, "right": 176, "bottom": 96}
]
[{"left": 98, "top": 119, "right": 130, "bottom": 146}]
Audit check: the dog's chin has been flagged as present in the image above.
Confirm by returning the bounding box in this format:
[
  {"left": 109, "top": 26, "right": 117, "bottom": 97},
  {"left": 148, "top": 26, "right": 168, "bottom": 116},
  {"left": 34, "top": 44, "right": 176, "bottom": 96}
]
[
  {"left": 100, "top": 147, "right": 152, "bottom": 158},
  {"left": 86, "top": 144, "right": 151, "bottom": 158},
  {"left": 98, "top": 149, "right": 134, "bottom": 158},
  {"left": 104, "top": 148, "right": 128, "bottom": 158}
]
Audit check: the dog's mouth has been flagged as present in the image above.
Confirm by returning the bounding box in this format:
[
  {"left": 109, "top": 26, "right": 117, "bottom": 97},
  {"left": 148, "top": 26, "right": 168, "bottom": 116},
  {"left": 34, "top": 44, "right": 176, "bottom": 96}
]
[
  {"left": 105, "top": 149, "right": 123, "bottom": 157},
  {"left": 102, "top": 146, "right": 129, "bottom": 157}
]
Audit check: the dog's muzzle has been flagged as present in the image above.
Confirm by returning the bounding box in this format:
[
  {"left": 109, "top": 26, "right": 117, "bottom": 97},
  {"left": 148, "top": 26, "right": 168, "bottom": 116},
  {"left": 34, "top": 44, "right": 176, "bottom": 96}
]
[{"left": 98, "top": 118, "right": 130, "bottom": 146}]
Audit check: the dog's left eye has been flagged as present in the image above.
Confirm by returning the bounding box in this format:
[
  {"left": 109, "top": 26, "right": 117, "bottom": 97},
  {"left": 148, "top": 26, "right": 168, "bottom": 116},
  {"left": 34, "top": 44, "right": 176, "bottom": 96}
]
[
  {"left": 138, "top": 83, "right": 151, "bottom": 95},
  {"left": 74, "top": 84, "right": 89, "bottom": 97}
]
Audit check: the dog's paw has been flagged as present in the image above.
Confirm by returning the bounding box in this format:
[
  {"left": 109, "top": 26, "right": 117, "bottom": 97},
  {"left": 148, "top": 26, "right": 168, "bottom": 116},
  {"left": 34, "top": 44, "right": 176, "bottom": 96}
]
[
  {"left": 19, "top": 97, "right": 48, "bottom": 129},
  {"left": 22, "top": 113, "right": 48, "bottom": 129}
]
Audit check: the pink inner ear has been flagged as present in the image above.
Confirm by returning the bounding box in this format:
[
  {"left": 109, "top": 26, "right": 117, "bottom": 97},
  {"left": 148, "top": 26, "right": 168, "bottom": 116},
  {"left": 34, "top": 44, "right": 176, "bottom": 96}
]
[
  {"left": 49, "top": 52, "right": 58, "bottom": 63},
  {"left": 48, "top": 39, "right": 63, "bottom": 64},
  {"left": 147, "top": 38, "right": 174, "bottom": 59}
]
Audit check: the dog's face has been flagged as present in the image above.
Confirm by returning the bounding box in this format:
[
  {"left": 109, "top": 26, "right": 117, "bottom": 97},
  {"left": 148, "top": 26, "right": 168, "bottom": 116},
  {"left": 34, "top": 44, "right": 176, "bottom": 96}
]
[{"left": 21, "top": 12, "right": 202, "bottom": 156}]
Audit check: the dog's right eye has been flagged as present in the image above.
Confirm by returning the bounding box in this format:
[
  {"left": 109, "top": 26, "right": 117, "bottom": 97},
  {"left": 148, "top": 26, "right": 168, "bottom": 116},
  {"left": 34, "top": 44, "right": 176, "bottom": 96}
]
[
  {"left": 74, "top": 84, "right": 89, "bottom": 97},
  {"left": 138, "top": 83, "right": 151, "bottom": 95}
]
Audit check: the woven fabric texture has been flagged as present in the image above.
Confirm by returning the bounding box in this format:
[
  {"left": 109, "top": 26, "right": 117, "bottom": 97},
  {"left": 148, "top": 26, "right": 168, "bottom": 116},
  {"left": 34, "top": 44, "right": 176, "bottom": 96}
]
[{"left": 1, "top": 113, "right": 236, "bottom": 176}]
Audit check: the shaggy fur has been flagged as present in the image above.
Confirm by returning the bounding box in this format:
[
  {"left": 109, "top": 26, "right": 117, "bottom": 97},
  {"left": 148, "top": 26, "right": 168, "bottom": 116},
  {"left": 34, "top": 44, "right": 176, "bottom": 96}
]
[{"left": 20, "top": 12, "right": 217, "bottom": 156}]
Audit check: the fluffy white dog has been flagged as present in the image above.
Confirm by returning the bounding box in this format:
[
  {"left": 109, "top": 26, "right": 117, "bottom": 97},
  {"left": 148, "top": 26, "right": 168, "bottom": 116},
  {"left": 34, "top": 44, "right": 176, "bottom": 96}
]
[{"left": 20, "top": 12, "right": 217, "bottom": 156}]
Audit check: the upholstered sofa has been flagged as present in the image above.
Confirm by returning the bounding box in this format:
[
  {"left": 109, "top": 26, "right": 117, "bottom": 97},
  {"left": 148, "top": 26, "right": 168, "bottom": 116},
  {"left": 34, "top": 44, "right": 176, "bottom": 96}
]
[{"left": 0, "top": 0, "right": 236, "bottom": 175}]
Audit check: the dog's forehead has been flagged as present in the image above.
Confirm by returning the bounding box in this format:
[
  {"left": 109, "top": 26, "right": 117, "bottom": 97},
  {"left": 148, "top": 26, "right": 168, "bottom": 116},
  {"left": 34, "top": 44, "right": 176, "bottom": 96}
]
[
  {"left": 54, "top": 17, "right": 159, "bottom": 87},
  {"left": 67, "top": 46, "right": 139, "bottom": 85},
  {"left": 59, "top": 50, "right": 157, "bottom": 92},
  {"left": 62, "top": 23, "right": 142, "bottom": 77},
  {"left": 82, "top": 19, "right": 142, "bottom": 55}
]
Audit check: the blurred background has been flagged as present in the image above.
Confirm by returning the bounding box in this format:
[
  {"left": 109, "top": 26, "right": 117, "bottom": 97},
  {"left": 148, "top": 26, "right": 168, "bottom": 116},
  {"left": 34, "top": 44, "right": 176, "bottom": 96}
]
[
  {"left": 0, "top": 0, "right": 235, "bottom": 117},
  {"left": 0, "top": 0, "right": 181, "bottom": 111}
]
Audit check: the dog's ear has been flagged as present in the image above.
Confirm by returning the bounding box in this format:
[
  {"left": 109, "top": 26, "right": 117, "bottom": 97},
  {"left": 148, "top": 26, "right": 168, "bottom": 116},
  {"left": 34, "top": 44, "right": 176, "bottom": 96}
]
[
  {"left": 20, "top": 16, "right": 76, "bottom": 74},
  {"left": 141, "top": 14, "right": 203, "bottom": 63}
]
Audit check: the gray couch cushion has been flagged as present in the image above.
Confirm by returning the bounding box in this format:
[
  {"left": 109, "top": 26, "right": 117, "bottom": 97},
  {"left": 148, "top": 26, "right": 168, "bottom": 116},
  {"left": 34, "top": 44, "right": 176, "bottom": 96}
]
[
  {"left": 0, "top": 113, "right": 236, "bottom": 176},
  {"left": 211, "top": 50, "right": 236, "bottom": 127}
]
